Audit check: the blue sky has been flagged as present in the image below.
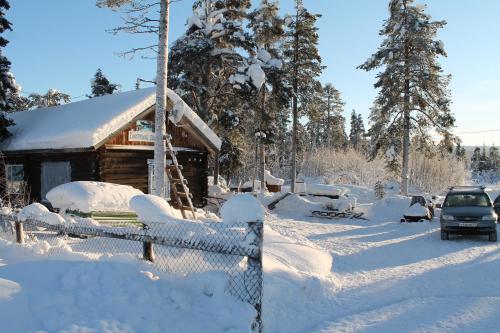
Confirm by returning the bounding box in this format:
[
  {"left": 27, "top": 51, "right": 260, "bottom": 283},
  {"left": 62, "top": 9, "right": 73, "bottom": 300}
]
[{"left": 5, "top": 0, "right": 500, "bottom": 146}]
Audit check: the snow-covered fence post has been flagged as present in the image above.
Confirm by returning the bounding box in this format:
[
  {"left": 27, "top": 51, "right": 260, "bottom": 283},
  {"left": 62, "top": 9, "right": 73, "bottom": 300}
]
[
  {"left": 142, "top": 225, "right": 154, "bottom": 262},
  {"left": 15, "top": 219, "right": 24, "bottom": 244},
  {"left": 245, "top": 220, "right": 264, "bottom": 333}
]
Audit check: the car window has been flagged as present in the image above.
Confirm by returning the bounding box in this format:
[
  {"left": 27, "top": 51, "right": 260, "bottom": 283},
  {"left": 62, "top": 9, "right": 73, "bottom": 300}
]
[
  {"left": 444, "top": 193, "right": 491, "bottom": 207},
  {"left": 495, "top": 196, "right": 500, "bottom": 205}
]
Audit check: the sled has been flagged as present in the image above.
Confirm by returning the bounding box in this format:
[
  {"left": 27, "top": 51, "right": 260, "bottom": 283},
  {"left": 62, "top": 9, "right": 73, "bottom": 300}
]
[{"left": 310, "top": 209, "right": 367, "bottom": 220}]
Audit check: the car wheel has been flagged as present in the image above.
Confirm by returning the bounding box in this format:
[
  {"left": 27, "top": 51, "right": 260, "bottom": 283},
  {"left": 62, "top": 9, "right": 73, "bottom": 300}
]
[
  {"left": 441, "top": 230, "right": 449, "bottom": 241},
  {"left": 489, "top": 231, "right": 497, "bottom": 242},
  {"left": 400, "top": 218, "right": 406, "bottom": 223}
]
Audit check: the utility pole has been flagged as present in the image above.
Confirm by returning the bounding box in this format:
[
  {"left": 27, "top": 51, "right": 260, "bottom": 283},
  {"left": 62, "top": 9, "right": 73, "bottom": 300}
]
[{"left": 154, "top": 0, "right": 170, "bottom": 197}]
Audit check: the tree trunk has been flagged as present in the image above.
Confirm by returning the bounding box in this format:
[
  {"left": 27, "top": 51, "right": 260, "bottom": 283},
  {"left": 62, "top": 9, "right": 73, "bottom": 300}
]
[
  {"left": 260, "top": 88, "right": 266, "bottom": 193},
  {"left": 153, "top": 0, "right": 170, "bottom": 197},
  {"left": 290, "top": 9, "right": 300, "bottom": 194},
  {"left": 326, "top": 94, "right": 331, "bottom": 147},
  {"left": 213, "top": 152, "right": 219, "bottom": 186},
  {"left": 401, "top": 80, "right": 411, "bottom": 196}
]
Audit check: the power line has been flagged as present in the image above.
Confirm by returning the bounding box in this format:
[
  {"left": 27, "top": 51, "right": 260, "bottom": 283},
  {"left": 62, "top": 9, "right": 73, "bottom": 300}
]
[{"left": 456, "top": 129, "right": 500, "bottom": 135}]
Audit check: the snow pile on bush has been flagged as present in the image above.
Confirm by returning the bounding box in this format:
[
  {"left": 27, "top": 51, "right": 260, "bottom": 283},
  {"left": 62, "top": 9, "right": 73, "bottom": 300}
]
[
  {"left": 274, "top": 194, "right": 322, "bottom": 215},
  {"left": 404, "top": 203, "right": 429, "bottom": 217},
  {"left": 46, "top": 181, "right": 143, "bottom": 213},
  {"left": 130, "top": 194, "right": 183, "bottom": 224},
  {"left": 265, "top": 170, "right": 284, "bottom": 186},
  {"left": 220, "top": 194, "right": 265, "bottom": 224},
  {"left": 17, "top": 203, "right": 65, "bottom": 225},
  {"left": 307, "top": 183, "right": 349, "bottom": 197}
]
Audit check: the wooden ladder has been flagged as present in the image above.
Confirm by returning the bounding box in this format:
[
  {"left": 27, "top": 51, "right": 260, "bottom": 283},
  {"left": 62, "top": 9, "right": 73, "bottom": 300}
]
[{"left": 165, "top": 134, "right": 196, "bottom": 220}]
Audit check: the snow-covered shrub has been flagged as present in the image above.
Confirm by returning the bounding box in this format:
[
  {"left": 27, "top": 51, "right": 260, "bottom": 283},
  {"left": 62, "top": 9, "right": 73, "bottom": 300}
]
[
  {"left": 408, "top": 152, "right": 469, "bottom": 194},
  {"left": 130, "top": 194, "right": 183, "bottom": 224},
  {"left": 374, "top": 181, "right": 385, "bottom": 200},
  {"left": 301, "top": 148, "right": 388, "bottom": 187},
  {"left": 220, "top": 194, "right": 265, "bottom": 224}
]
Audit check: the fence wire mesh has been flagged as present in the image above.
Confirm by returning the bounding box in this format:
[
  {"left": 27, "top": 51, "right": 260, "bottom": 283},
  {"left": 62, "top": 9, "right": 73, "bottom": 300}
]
[{"left": 0, "top": 214, "right": 263, "bottom": 330}]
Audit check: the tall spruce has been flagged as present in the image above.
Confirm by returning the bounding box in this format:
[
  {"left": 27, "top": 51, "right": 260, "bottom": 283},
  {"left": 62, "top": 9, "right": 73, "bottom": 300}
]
[
  {"left": 169, "top": 0, "right": 254, "bottom": 180},
  {"left": 359, "top": 0, "right": 455, "bottom": 195},
  {"left": 88, "top": 68, "right": 120, "bottom": 97},
  {"left": 247, "top": 0, "right": 287, "bottom": 191},
  {"left": 0, "top": 0, "right": 17, "bottom": 141},
  {"left": 322, "top": 83, "right": 345, "bottom": 149},
  {"left": 283, "top": 0, "right": 323, "bottom": 192}
]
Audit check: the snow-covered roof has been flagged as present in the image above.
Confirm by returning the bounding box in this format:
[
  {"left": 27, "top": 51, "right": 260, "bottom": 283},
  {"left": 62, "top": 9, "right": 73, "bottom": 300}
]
[{"left": 1, "top": 87, "right": 221, "bottom": 152}]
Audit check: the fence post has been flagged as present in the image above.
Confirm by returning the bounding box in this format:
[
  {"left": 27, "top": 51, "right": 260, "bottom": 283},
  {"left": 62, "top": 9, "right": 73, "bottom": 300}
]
[
  {"left": 246, "top": 220, "right": 264, "bottom": 333},
  {"left": 15, "top": 220, "right": 24, "bottom": 244},
  {"left": 142, "top": 225, "right": 154, "bottom": 262}
]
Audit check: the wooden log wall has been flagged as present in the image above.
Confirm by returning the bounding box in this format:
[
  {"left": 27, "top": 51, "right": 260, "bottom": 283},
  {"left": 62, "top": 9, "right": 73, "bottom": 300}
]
[{"left": 3, "top": 152, "right": 98, "bottom": 202}]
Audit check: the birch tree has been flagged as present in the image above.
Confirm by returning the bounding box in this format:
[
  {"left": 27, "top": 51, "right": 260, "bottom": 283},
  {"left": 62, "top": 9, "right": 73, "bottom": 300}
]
[
  {"left": 359, "top": 0, "right": 455, "bottom": 195},
  {"left": 97, "top": 0, "right": 170, "bottom": 197}
]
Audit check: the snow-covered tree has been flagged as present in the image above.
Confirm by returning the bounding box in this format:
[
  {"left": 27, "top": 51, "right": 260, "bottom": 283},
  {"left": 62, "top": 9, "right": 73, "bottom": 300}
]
[
  {"left": 28, "top": 89, "right": 71, "bottom": 108},
  {"left": 359, "top": 0, "right": 455, "bottom": 196},
  {"left": 169, "top": 0, "right": 254, "bottom": 179},
  {"left": 0, "top": 0, "right": 17, "bottom": 141},
  {"left": 322, "top": 83, "right": 345, "bottom": 149},
  {"left": 88, "top": 68, "right": 120, "bottom": 97},
  {"left": 246, "top": 0, "right": 287, "bottom": 191},
  {"left": 349, "top": 110, "right": 367, "bottom": 151},
  {"left": 283, "top": 0, "right": 323, "bottom": 192}
]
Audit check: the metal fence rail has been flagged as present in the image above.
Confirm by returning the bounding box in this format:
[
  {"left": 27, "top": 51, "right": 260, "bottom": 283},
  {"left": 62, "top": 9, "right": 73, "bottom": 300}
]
[{"left": 0, "top": 214, "right": 263, "bottom": 332}]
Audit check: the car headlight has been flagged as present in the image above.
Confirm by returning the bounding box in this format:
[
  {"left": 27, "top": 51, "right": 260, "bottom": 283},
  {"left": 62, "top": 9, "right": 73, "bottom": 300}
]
[
  {"left": 442, "top": 214, "right": 455, "bottom": 220},
  {"left": 482, "top": 214, "right": 497, "bottom": 221}
]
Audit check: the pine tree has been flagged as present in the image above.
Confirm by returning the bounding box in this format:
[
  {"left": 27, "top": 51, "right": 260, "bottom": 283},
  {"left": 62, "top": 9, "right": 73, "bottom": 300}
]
[
  {"left": 321, "top": 83, "right": 345, "bottom": 149},
  {"left": 454, "top": 141, "right": 466, "bottom": 161},
  {"left": 169, "top": 0, "right": 254, "bottom": 180},
  {"left": 0, "top": 0, "right": 17, "bottom": 141},
  {"left": 349, "top": 110, "right": 360, "bottom": 149},
  {"left": 359, "top": 0, "right": 455, "bottom": 195},
  {"left": 88, "top": 68, "right": 120, "bottom": 97},
  {"left": 29, "top": 89, "right": 71, "bottom": 108},
  {"left": 283, "top": 0, "right": 323, "bottom": 192}
]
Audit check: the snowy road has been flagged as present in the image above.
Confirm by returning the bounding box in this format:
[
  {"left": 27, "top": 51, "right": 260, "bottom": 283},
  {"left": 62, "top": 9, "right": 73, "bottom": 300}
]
[{"left": 265, "top": 191, "right": 500, "bottom": 333}]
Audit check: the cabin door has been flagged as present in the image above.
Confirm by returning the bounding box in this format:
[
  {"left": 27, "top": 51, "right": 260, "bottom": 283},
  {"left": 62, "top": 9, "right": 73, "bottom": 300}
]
[{"left": 41, "top": 161, "right": 71, "bottom": 200}]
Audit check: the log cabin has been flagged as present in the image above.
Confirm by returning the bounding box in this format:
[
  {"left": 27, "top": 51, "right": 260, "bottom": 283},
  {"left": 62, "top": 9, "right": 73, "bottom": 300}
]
[{"left": 0, "top": 87, "right": 221, "bottom": 208}]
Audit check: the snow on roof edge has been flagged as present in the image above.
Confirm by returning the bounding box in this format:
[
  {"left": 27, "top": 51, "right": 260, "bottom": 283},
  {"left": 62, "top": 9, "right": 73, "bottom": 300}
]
[{"left": 1, "top": 88, "right": 221, "bottom": 152}]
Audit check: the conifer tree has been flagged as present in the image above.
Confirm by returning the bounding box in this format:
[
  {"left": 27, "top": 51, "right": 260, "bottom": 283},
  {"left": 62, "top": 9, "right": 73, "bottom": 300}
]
[
  {"left": 359, "top": 0, "right": 455, "bottom": 195},
  {"left": 88, "top": 68, "right": 120, "bottom": 97},
  {"left": 322, "top": 83, "right": 345, "bottom": 149},
  {"left": 283, "top": 0, "right": 323, "bottom": 192},
  {"left": 0, "top": 0, "right": 17, "bottom": 141},
  {"left": 168, "top": 0, "right": 254, "bottom": 180},
  {"left": 29, "top": 89, "right": 71, "bottom": 108}
]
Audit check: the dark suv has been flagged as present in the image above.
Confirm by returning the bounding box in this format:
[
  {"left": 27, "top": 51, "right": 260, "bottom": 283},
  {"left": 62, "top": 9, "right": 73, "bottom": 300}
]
[{"left": 440, "top": 186, "right": 497, "bottom": 242}]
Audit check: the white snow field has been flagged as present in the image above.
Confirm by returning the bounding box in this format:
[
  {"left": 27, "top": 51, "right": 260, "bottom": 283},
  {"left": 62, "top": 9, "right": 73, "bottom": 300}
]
[
  {"left": 1, "top": 185, "right": 500, "bottom": 332},
  {"left": 264, "top": 186, "right": 500, "bottom": 333}
]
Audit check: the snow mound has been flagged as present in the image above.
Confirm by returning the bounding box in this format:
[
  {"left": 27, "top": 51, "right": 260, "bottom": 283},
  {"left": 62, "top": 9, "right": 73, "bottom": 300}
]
[
  {"left": 325, "top": 196, "right": 357, "bottom": 213},
  {"left": 208, "top": 185, "right": 229, "bottom": 197},
  {"left": 17, "top": 203, "right": 49, "bottom": 221},
  {"left": 307, "top": 183, "right": 349, "bottom": 196},
  {"left": 17, "top": 203, "right": 65, "bottom": 225},
  {"left": 274, "top": 194, "right": 322, "bottom": 214},
  {"left": 46, "top": 181, "right": 143, "bottom": 213},
  {"left": 220, "top": 194, "right": 265, "bottom": 224},
  {"left": 404, "top": 203, "right": 429, "bottom": 217},
  {"left": 265, "top": 170, "right": 284, "bottom": 186},
  {"left": 130, "top": 194, "right": 183, "bottom": 224}
]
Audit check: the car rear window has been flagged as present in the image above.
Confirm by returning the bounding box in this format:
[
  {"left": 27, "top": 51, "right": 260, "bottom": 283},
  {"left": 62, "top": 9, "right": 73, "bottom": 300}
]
[{"left": 444, "top": 193, "right": 491, "bottom": 207}]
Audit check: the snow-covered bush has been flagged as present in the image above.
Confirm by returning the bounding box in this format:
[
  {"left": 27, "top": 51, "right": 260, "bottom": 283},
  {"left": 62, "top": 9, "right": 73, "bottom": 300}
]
[
  {"left": 408, "top": 153, "right": 469, "bottom": 194},
  {"left": 301, "top": 148, "right": 388, "bottom": 187},
  {"left": 374, "top": 181, "right": 385, "bottom": 200},
  {"left": 302, "top": 148, "right": 469, "bottom": 194},
  {"left": 130, "top": 194, "right": 183, "bottom": 224},
  {"left": 220, "top": 194, "right": 265, "bottom": 224}
]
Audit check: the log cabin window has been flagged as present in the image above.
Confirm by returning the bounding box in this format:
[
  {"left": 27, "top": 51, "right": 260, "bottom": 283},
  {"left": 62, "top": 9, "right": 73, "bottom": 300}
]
[
  {"left": 41, "top": 161, "right": 71, "bottom": 200},
  {"left": 5, "top": 164, "right": 24, "bottom": 194},
  {"left": 147, "top": 159, "right": 171, "bottom": 200}
]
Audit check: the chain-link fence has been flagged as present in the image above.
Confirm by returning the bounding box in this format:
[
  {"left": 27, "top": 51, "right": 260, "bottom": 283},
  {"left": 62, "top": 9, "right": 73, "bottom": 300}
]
[{"left": 0, "top": 214, "right": 263, "bottom": 332}]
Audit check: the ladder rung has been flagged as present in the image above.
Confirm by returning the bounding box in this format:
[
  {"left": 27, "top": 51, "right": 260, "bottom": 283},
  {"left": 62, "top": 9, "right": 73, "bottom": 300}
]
[
  {"left": 177, "top": 192, "right": 193, "bottom": 198},
  {"left": 181, "top": 205, "right": 194, "bottom": 210}
]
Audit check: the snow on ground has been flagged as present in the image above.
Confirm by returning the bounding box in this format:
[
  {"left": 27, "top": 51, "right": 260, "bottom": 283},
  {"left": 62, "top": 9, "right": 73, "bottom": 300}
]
[
  {"left": 264, "top": 185, "right": 500, "bottom": 333},
  {"left": 2, "top": 183, "right": 500, "bottom": 332},
  {"left": 0, "top": 237, "right": 255, "bottom": 333}
]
